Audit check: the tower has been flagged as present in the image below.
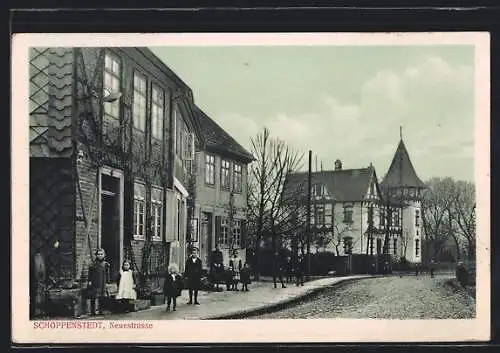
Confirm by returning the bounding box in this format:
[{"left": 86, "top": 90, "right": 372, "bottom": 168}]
[{"left": 380, "top": 128, "right": 427, "bottom": 263}]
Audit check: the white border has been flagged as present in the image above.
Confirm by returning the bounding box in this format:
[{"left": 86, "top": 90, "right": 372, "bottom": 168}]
[{"left": 12, "top": 32, "right": 490, "bottom": 343}]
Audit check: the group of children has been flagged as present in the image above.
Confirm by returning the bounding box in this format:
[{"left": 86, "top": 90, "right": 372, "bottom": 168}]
[{"left": 85, "top": 248, "right": 252, "bottom": 316}]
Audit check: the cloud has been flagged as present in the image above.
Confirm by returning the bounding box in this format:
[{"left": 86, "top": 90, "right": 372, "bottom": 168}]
[{"left": 216, "top": 54, "right": 474, "bottom": 181}]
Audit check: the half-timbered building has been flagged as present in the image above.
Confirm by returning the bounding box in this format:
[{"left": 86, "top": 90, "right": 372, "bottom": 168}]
[{"left": 29, "top": 47, "right": 202, "bottom": 316}]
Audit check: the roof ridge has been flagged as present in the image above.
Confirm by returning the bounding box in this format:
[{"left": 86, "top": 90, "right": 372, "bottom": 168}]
[{"left": 194, "top": 105, "right": 254, "bottom": 162}]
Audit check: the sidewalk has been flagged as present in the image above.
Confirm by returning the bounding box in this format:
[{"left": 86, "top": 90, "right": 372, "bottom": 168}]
[{"left": 90, "top": 274, "right": 371, "bottom": 320}]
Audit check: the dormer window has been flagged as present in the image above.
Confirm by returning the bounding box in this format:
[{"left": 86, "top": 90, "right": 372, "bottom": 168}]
[{"left": 313, "top": 184, "right": 323, "bottom": 197}]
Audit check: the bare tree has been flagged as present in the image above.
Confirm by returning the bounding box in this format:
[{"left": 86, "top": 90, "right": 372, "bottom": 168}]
[
  {"left": 247, "top": 127, "right": 304, "bottom": 279},
  {"left": 451, "top": 180, "right": 476, "bottom": 260},
  {"left": 421, "top": 177, "right": 476, "bottom": 262},
  {"left": 421, "top": 177, "right": 456, "bottom": 260},
  {"left": 399, "top": 228, "right": 410, "bottom": 260}
]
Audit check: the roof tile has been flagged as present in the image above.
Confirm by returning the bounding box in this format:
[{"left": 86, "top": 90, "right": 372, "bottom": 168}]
[{"left": 193, "top": 106, "right": 255, "bottom": 163}]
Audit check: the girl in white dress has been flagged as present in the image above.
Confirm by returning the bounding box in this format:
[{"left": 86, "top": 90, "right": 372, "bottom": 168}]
[{"left": 116, "top": 260, "right": 137, "bottom": 302}]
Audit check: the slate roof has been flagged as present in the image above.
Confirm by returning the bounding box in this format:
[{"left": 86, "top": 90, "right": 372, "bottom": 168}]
[
  {"left": 380, "top": 139, "right": 426, "bottom": 190},
  {"left": 30, "top": 48, "right": 73, "bottom": 158},
  {"left": 193, "top": 106, "right": 255, "bottom": 163},
  {"left": 283, "top": 166, "right": 378, "bottom": 202}
]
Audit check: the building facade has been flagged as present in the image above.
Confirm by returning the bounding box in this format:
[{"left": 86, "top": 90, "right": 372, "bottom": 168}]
[
  {"left": 190, "top": 107, "right": 255, "bottom": 269},
  {"left": 284, "top": 160, "right": 396, "bottom": 257},
  {"left": 284, "top": 135, "right": 426, "bottom": 264},
  {"left": 380, "top": 136, "right": 427, "bottom": 264},
  {"left": 29, "top": 47, "right": 202, "bottom": 312}
]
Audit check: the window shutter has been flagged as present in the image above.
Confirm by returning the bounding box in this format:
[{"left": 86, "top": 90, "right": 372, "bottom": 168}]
[
  {"left": 192, "top": 151, "right": 200, "bottom": 175},
  {"left": 165, "top": 189, "right": 176, "bottom": 242},
  {"left": 240, "top": 220, "right": 247, "bottom": 248},
  {"left": 215, "top": 216, "right": 222, "bottom": 247},
  {"left": 182, "top": 132, "right": 194, "bottom": 161}
]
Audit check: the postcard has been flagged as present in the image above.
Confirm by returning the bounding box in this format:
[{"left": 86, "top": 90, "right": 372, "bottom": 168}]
[{"left": 12, "top": 32, "right": 490, "bottom": 343}]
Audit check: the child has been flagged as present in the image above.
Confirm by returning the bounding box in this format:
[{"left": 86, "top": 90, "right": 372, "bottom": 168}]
[
  {"left": 116, "top": 260, "right": 137, "bottom": 311},
  {"left": 240, "top": 262, "right": 251, "bottom": 292},
  {"left": 86, "top": 248, "right": 110, "bottom": 316},
  {"left": 163, "top": 264, "right": 183, "bottom": 311},
  {"left": 227, "top": 265, "right": 238, "bottom": 291}
]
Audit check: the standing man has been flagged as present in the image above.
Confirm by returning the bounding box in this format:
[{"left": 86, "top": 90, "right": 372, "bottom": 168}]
[
  {"left": 272, "top": 251, "right": 286, "bottom": 289},
  {"left": 184, "top": 248, "right": 203, "bottom": 305},
  {"left": 211, "top": 245, "right": 224, "bottom": 289},
  {"left": 430, "top": 259, "right": 436, "bottom": 278},
  {"left": 285, "top": 256, "right": 294, "bottom": 283},
  {"left": 295, "top": 254, "right": 305, "bottom": 286}
]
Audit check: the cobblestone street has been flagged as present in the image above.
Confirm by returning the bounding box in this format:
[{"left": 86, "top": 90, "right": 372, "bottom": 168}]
[{"left": 244, "top": 275, "right": 476, "bottom": 319}]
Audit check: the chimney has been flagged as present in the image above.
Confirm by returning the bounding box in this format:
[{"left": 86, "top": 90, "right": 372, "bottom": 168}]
[{"left": 334, "top": 159, "right": 343, "bottom": 171}]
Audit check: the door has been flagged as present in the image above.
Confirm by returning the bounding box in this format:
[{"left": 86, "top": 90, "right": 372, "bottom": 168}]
[{"left": 100, "top": 173, "right": 122, "bottom": 277}]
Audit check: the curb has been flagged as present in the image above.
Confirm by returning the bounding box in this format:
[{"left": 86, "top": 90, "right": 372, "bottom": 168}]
[{"left": 203, "top": 275, "right": 373, "bottom": 320}]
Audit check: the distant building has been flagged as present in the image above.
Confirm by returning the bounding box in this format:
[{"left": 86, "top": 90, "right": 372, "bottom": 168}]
[
  {"left": 283, "top": 134, "right": 426, "bottom": 264},
  {"left": 190, "top": 107, "right": 255, "bottom": 269},
  {"left": 284, "top": 160, "right": 386, "bottom": 256},
  {"left": 380, "top": 135, "right": 427, "bottom": 264}
]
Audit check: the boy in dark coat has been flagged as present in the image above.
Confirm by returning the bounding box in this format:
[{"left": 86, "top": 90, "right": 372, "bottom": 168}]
[
  {"left": 285, "top": 256, "right": 294, "bottom": 283},
  {"left": 164, "top": 264, "right": 183, "bottom": 311},
  {"left": 240, "top": 262, "right": 251, "bottom": 292},
  {"left": 272, "top": 252, "right": 286, "bottom": 289},
  {"left": 86, "top": 248, "right": 110, "bottom": 316},
  {"left": 295, "top": 255, "right": 305, "bottom": 286},
  {"left": 184, "top": 248, "right": 203, "bottom": 305}
]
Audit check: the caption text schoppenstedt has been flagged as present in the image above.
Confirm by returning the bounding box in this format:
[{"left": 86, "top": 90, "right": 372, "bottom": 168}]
[{"left": 33, "top": 321, "right": 154, "bottom": 329}]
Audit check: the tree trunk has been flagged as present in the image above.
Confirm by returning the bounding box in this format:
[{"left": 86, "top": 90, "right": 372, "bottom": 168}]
[{"left": 253, "top": 234, "right": 261, "bottom": 280}]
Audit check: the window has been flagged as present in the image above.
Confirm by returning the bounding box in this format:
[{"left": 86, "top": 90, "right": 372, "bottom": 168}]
[
  {"left": 367, "top": 206, "right": 374, "bottom": 226},
  {"left": 219, "top": 218, "right": 241, "bottom": 248},
  {"left": 313, "top": 184, "right": 323, "bottom": 197},
  {"left": 315, "top": 204, "right": 325, "bottom": 225},
  {"left": 415, "top": 209, "right": 420, "bottom": 227},
  {"left": 343, "top": 237, "right": 353, "bottom": 254},
  {"left": 416, "top": 229, "right": 419, "bottom": 236},
  {"left": 376, "top": 238, "right": 382, "bottom": 254},
  {"left": 393, "top": 238, "right": 398, "bottom": 255},
  {"left": 133, "top": 182, "right": 146, "bottom": 239},
  {"left": 205, "top": 154, "right": 215, "bottom": 185},
  {"left": 415, "top": 239, "right": 420, "bottom": 257},
  {"left": 387, "top": 209, "right": 392, "bottom": 226},
  {"left": 221, "top": 159, "right": 231, "bottom": 190},
  {"left": 151, "top": 85, "right": 164, "bottom": 140},
  {"left": 233, "top": 163, "right": 242, "bottom": 193},
  {"left": 133, "top": 72, "right": 147, "bottom": 131},
  {"left": 104, "top": 53, "right": 121, "bottom": 120},
  {"left": 343, "top": 205, "right": 353, "bottom": 224},
  {"left": 175, "top": 109, "right": 188, "bottom": 158},
  {"left": 379, "top": 208, "right": 385, "bottom": 226},
  {"left": 394, "top": 209, "right": 400, "bottom": 227},
  {"left": 233, "top": 219, "right": 241, "bottom": 247},
  {"left": 221, "top": 218, "right": 230, "bottom": 246},
  {"left": 151, "top": 187, "right": 163, "bottom": 241}
]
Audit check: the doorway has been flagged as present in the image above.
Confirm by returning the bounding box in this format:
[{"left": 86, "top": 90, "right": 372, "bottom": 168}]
[{"left": 100, "top": 170, "right": 123, "bottom": 277}]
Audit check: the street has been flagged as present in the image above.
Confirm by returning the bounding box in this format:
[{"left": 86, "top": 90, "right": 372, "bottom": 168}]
[{"left": 243, "top": 275, "right": 476, "bottom": 319}]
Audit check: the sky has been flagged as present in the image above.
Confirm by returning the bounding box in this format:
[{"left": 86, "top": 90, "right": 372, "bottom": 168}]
[{"left": 150, "top": 45, "right": 475, "bottom": 182}]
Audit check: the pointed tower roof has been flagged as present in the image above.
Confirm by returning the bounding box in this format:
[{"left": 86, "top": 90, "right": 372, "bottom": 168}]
[{"left": 380, "top": 134, "right": 426, "bottom": 190}]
